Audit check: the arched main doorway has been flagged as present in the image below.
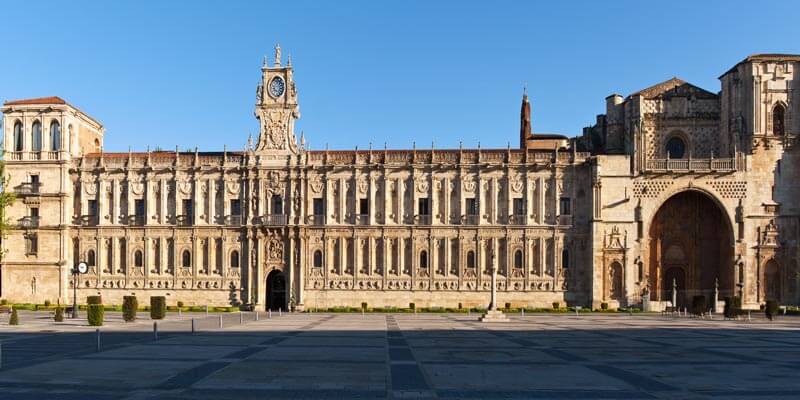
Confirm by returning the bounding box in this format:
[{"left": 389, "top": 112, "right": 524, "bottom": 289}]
[
  {"left": 648, "top": 190, "right": 734, "bottom": 307},
  {"left": 266, "top": 270, "right": 287, "bottom": 311}
]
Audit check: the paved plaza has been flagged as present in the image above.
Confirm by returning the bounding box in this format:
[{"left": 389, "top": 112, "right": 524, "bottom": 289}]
[{"left": 0, "top": 311, "right": 797, "bottom": 399}]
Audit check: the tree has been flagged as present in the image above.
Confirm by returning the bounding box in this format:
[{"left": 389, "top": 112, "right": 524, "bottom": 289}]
[{"left": 0, "top": 142, "right": 17, "bottom": 265}]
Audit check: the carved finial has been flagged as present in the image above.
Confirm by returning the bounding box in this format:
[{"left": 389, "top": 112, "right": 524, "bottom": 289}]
[
  {"left": 246, "top": 133, "right": 253, "bottom": 151},
  {"left": 287, "top": 54, "right": 292, "bottom": 67},
  {"left": 274, "top": 43, "right": 282, "bottom": 66},
  {"left": 523, "top": 81, "right": 528, "bottom": 97},
  {"left": 300, "top": 131, "right": 305, "bottom": 146},
  {"left": 262, "top": 55, "right": 268, "bottom": 68}
]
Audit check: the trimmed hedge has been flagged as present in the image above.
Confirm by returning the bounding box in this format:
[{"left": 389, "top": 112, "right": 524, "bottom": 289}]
[
  {"left": 765, "top": 300, "right": 779, "bottom": 321},
  {"left": 122, "top": 296, "right": 138, "bottom": 322},
  {"left": 88, "top": 304, "right": 104, "bottom": 326},
  {"left": 691, "top": 295, "right": 707, "bottom": 316},
  {"left": 87, "top": 296, "right": 102, "bottom": 305},
  {"left": 54, "top": 306, "right": 64, "bottom": 322},
  {"left": 150, "top": 296, "right": 166, "bottom": 320}
]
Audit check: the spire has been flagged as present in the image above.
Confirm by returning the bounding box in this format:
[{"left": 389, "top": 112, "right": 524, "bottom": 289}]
[{"left": 520, "top": 85, "right": 532, "bottom": 149}]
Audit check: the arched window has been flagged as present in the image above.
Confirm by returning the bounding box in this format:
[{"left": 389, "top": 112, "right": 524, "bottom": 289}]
[
  {"left": 50, "top": 121, "right": 61, "bottom": 151},
  {"left": 514, "top": 250, "right": 523, "bottom": 269},
  {"left": 94, "top": 138, "right": 100, "bottom": 152},
  {"left": 230, "top": 250, "right": 240, "bottom": 268},
  {"left": 13, "top": 121, "right": 23, "bottom": 152},
  {"left": 467, "top": 250, "right": 476, "bottom": 269},
  {"left": 665, "top": 136, "right": 685, "bottom": 159},
  {"left": 134, "top": 250, "right": 143, "bottom": 267},
  {"left": 773, "top": 104, "right": 786, "bottom": 136},
  {"left": 419, "top": 251, "right": 428, "bottom": 268},
  {"left": 271, "top": 194, "right": 283, "bottom": 215},
  {"left": 182, "top": 250, "right": 191, "bottom": 268},
  {"left": 87, "top": 249, "right": 96, "bottom": 266},
  {"left": 31, "top": 121, "right": 42, "bottom": 152},
  {"left": 562, "top": 249, "right": 569, "bottom": 269},
  {"left": 313, "top": 250, "right": 323, "bottom": 268}
]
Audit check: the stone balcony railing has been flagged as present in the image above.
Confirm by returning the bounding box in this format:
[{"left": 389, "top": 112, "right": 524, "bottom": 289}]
[
  {"left": 18, "top": 216, "right": 40, "bottom": 229},
  {"left": 645, "top": 158, "right": 736, "bottom": 172},
  {"left": 255, "top": 214, "right": 287, "bottom": 226},
  {"left": 14, "top": 182, "right": 41, "bottom": 195},
  {"left": 353, "top": 214, "right": 369, "bottom": 225},
  {"left": 5, "top": 151, "right": 61, "bottom": 161},
  {"left": 507, "top": 214, "right": 527, "bottom": 225}
]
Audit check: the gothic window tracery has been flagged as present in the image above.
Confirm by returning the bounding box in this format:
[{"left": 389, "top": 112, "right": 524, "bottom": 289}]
[{"left": 50, "top": 120, "right": 61, "bottom": 151}]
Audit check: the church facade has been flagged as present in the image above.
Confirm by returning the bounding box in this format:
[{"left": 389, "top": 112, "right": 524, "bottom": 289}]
[{"left": 2, "top": 50, "right": 798, "bottom": 311}]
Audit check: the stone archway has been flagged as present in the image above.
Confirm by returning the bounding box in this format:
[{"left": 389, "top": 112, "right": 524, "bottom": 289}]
[
  {"left": 266, "top": 269, "right": 287, "bottom": 311},
  {"left": 648, "top": 190, "right": 734, "bottom": 305}
]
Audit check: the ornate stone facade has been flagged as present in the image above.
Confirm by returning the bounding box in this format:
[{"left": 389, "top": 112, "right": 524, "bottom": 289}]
[{"left": 2, "top": 51, "right": 799, "bottom": 310}]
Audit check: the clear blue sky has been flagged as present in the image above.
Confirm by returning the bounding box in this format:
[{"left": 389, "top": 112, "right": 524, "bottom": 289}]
[{"left": 2, "top": 1, "right": 799, "bottom": 151}]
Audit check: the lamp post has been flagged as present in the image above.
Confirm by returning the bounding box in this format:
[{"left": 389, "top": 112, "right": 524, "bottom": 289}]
[
  {"left": 72, "top": 262, "right": 88, "bottom": 319},
  {"left": 489, "top": 247, "right": 497, "bottom": 311}
]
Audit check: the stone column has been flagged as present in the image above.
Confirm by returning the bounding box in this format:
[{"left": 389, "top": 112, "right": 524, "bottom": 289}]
[
  {"left": 339, "top": 178, "right": 346, "bottom": 224},
  {"left": 144, "top": 237, "right": 151, "bottom": 277},
  {"left": 430, "top": 174, "right": 437, "bottom": 225},
  {"left": 254, "top": 235, "right": 263, "bottom": 305},
  {"left": 288, "top": 236, "right": 295, "bottom": 307},
  {"left": 98, "top": 179, "right": 107, "bottom": 226},
  {"left": 368, "top": 176, "right": 376, "bottom": 225},
  {"left": 443, "top": 177, "right": 451, "bottom": 225},
  {"left": 443, "top": 237, "right": 450, "bottom": 277},
  {"left": 369, "top": 236, "right": 376, "bottom": 275},
  {"left": 111, "top": 180, "right": 120, "bottom": 225},
  {"left": 537, "top": 177, "right": 545, "bottom": 224},
  {"left": 208, "top": 179, "right": 216, "bottom": 225},
  {"left": 398, "top": 237, "right": 405, "bottom": 275},
  {"left": 160, "top": 180, "right": 167, "bottom": 224},
  {"left": 477, "top": 177, "right": 484, "bottom": 224},
  {"left": 489, "top": 245, "right": 497, "bottom": 310}
]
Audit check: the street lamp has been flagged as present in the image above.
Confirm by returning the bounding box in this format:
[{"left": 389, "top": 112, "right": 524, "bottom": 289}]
[{"left": 72, "top": 261, "right": 87, "bottom": 319}]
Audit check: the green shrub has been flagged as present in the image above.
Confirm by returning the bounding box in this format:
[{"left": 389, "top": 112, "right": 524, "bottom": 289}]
[
  {"left": 601, "top": 302, "right": 609, "bottom": 310},
  {"left": 361, "top": 302, "right": 368, "bottom": 311},
  {"left": 150, "top": 296, "right": 166, "bottom": 320},
  {"left": 505, "top": 302, "right": 511, "bottom": 310},
  {"left": 88, "top": 304, "right": 104, "bottom": 326},
  {"left": 9, "top": 309, "right": 19, "bottom": 325},
  {"left": 409, "top": 302, "right": 416, "bottom": 310},
  {"left": 765, "top": 300, "right": 779, "bottom": 321},
  {"left": 177, "top": 301, "right": 184, "bottom": 308},
  {"left": 87, "top": 296, "right": 102, "bottom": 305},
  {"left": 54, "top": 306, "right": 64, "bottom": 322},
  {"left": 691, "top": 295, "right": 706, "bottom": 316},
  {"left": 552, "top": 302, "right": 560, "bottom": 310},
  {"left": 122, "top": 296, "right": 138, "bottom": 322},
  {"left": 0, "top": 299, "right": 6, "bottom": 305},
  {"left": 44, "top": 299, "right": 51, "bottom": 307}
]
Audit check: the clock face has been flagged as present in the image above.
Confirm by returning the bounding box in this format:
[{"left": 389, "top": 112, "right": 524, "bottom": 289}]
[
  {"left": 77, "top": 262, "right": 88, "bottom": 274},
  {"left": 269, "top": 77, "right": 285, "bottom": 97}
]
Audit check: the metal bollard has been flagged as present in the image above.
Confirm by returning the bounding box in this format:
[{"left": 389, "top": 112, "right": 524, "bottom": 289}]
[
  {"left": 219, "top": 315, "right": 223, "bottom": 329},
  {"left": 191, "top": 318, "right": 196, "bottom": 334},
  {"left": 178, "top": 308, "right": 182, "bottom": 318},
  {"left": 521, "top": 309, "right": 525, "bottom": 318},
  {"left": 269, "top": 309, "right": 272, "bottom": 319},
  {"left": 239, "top": 312, "right": 243, "bottom": 325},
  {"left": 279, "top": 308, "right": 282, "bottom": 317},
  {"left": 96, "top": 329, "right": 101, "bottom": 352},
  {"left": 153, "top": 322, "right": 158, "bottom": 341},
  {"left": 255, "top": 311, "right": 259, "bottom": 321}
]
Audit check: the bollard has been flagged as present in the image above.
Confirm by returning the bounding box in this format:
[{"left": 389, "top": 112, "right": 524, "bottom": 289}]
[
  {"left": 153, "top": 322, "right": 158, "bottom": 341},
  {"left": 191, "top": 318, "right": 196, "bottom": 334},
  {"left": 240, "top": 312, "right": 243, "bottom": 325},
  {"left": 576, "top": 309, "right": 579, "bottom": 317},
  {"left": 205, "top": 305, "right": 209, "bottom": 316},
  {"left": 96, "top": 329, "right": 101, "bottom": 352},
  {"left": 269, "top": 309, "right": 272, "bottom": 319},
  {"left": 521, "top": 309, "right": 524, "bottom": 318},
  {"left": 279, "top": 308, "right": 282, "bottom": 317},
  {"left": 255, "top": 311, "right": 259, "bottom": 321},
  {"left": 219, "top": 315, "right": 223, "bottom": 329},
  {"left": 178, "top": 308, "right": 182, "bottom": 318}
]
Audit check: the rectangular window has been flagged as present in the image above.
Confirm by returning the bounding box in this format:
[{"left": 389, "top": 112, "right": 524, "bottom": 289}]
[
  {"left": 359, "top": 198, "right": 369, "bottom": 215},
  {"left": 30, "top": 207, "right": 39, "bottom": 218},
  {"left": 466, "top": 198, "right": 478, "bottom": 215},
  {"left": 313, "top": 198, "right": 324, "bottom": 215},
  {"left": 88, "top": 199, "right": 98, "bottom": 216},
  {"left": 30, "top": 175, "right": 40, "bottom": 185},
  {"left": 183, "top": 199, "right": 194, "bottom": 218},
  {"left": 230, "top": 199, "right": 241, "bottom": 216},
  {"left": 418, "top": 198, "right": 430, "bottom": 216},
  {"left": 134, "top": 199, "right": 145, "bottom": 217},
  {"left": 559, "top": 197, "right": 571, "bottom": 215},
  {"left": 513, "top": 198, "right": 525, "bottom": 216},
  {"left": 26, "top": 234, "right": 38, "bottom": 255}
]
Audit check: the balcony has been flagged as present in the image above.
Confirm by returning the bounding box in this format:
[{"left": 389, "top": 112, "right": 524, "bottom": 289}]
[
  {"left": 307, "top": 214, "right": 326, "bottom": 226},
  {"left": 175, "top": 215, "right": 194, "bottom": 226},
  {"left": 226, "top": 215, "right": 243, "bottom": 226},
  {"left": 645, "top": 158, "right": 736, "bottom": 173},
  {"left": 508, "top": 214, "right": 527, "bottom": 225},
  {"left": 77, "top": 215, "right": 99, "bottom": 226},
  {"left": 416, "top": 214, "right": 432, "bottom": 225},
  {"left": 353, "top": 214, "right": 369, "bottom": 225},
  {"left": 14, "top": 182, "right": 41, "bottom": 195},
  {"left": 18, "top": 216, "right": 40, "bottom": 229},
  {"left": 128, "top": 215, "right": 146, "bottom": 226},
  {"left": 255, "top": 214, "right": 287, "bottom": 226},
  {"left": 462, "top": 214, "right": 479, "bottom": 225},
  {"left": 558, "top": 214, "right": 573, "bottom": 226}
]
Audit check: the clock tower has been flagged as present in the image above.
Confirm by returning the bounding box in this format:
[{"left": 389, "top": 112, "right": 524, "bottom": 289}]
[{"left": 254, "top": 44, "right": 300, "bottom": 157}]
